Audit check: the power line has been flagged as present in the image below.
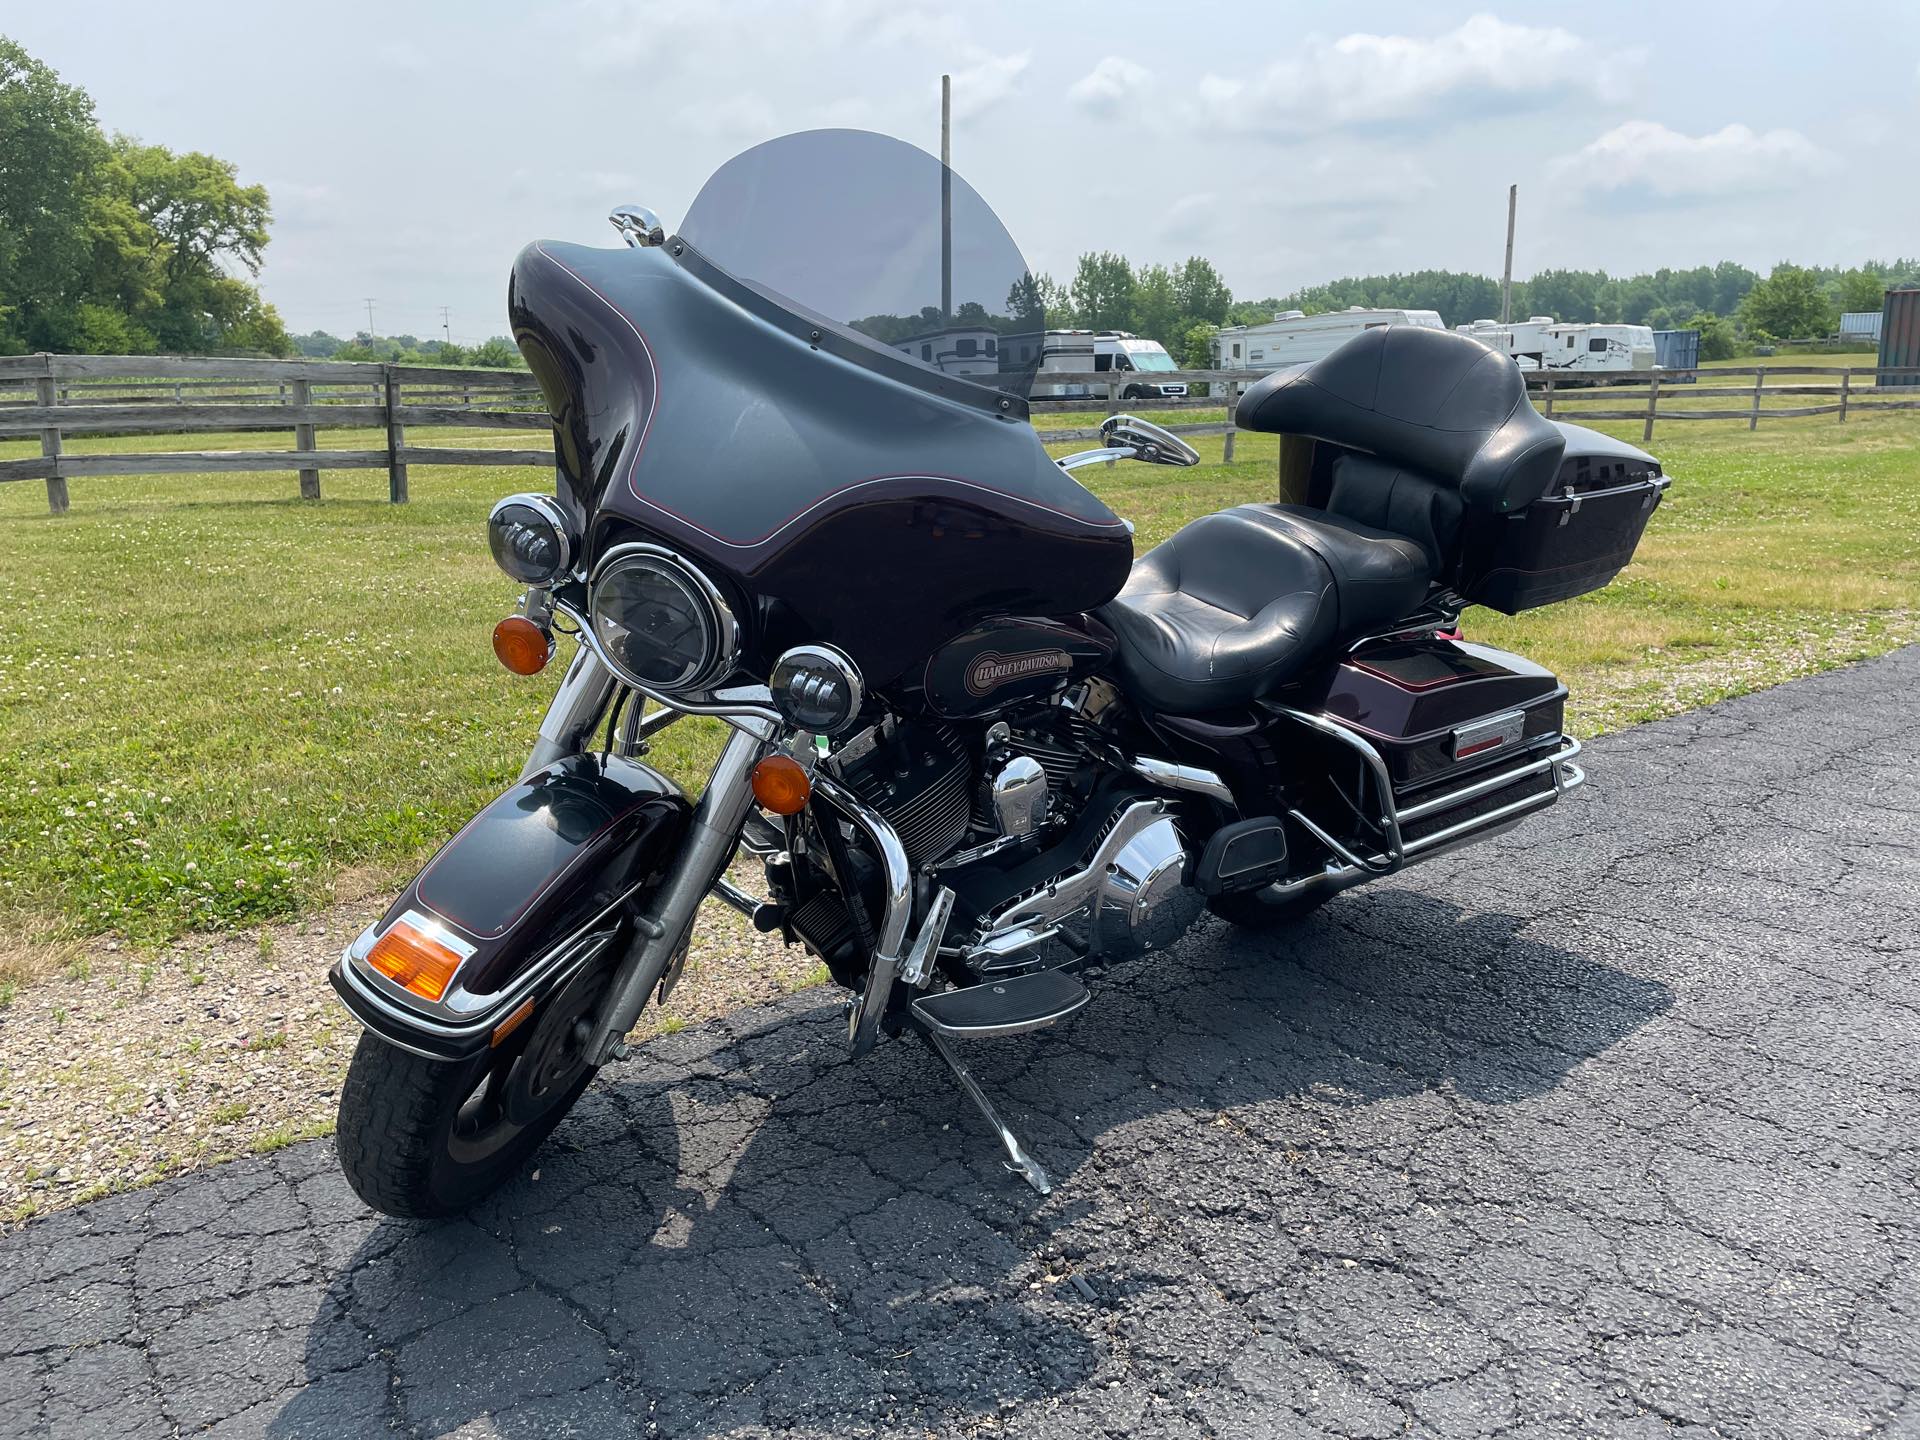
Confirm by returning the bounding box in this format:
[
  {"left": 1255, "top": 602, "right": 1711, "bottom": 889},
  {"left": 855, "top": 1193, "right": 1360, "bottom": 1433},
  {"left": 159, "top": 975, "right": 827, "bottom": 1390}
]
[
  {"left": 439, "top": 306, "right": 452, "bottom": 345},
  {"left": 363, "top": 297, "right": 377, "bottom": 335}
]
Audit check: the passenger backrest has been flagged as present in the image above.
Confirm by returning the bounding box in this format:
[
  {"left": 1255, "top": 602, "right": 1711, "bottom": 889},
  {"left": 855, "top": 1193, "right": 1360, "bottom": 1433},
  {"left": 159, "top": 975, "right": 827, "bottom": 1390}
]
[{"left": 1324, "top": 454, "right": 1464, "bottom": 573}]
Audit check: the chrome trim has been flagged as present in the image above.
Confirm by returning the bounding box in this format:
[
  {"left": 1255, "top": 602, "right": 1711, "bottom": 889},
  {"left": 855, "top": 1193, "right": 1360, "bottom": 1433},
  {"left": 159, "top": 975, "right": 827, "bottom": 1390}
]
[
  {"left": 1273, "top": 707, "right": 1405, "bottom": 866},
  {"left": 617, "top": 698, "right": 684, "bottom": 756},
  {"left": 584, "top": 718, "right": 776, "bottom": 1064},
  {"left": 1057, "top": 446, "right": 1136, "bottom": 471},
  {"left": 810, "top": 772, "right": 913, "bottom": 1056},
  {"left": 989, "top": 754, "right": 1049, "bottom": 839},
  {"left": 555, "top": 599, "right": 781, "bottom": 727},
  {"left": 585, "top": 542, "right": 742, "bottom": 697},
  {"left": 1099, "top": 413, "right": 1201, "bottom": 467},
  {"left": 710, "top": 876, "right": 761, "bottom": 919},
  {"left": 897, "top": 886, "right": 956, "bottom": 988},
  {"left": 520, "top": 645, "right": 621, "bottom": 782},
  {"left": 487, "top": 493, "right": 575, "bottom": 586},
  {"left": 1130, "top": 756, "right": 1235, "bottom": 808}
]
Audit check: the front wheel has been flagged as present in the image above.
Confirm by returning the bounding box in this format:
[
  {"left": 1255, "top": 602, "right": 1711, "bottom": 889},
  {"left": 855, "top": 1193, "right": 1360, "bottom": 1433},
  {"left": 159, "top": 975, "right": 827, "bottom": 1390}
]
[{"left": 335, "top": 962, "right": 610, "bottom": 1218}]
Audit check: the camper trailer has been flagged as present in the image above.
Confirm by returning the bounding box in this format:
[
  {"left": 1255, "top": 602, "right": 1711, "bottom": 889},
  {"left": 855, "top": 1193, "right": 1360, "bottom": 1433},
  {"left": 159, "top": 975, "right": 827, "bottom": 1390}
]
[
  {"left": 1212, "top": 306, "right": 1447, "bottom": 372},
  {"left": 1031, "top": 330, "right": 1188, "bottom": 399},
  {"left": 891, "top": 324, "right": 1005, "bottom": 381},
  {"left": 1456, "top": 316, "right": 1657, "bottom": 376}
]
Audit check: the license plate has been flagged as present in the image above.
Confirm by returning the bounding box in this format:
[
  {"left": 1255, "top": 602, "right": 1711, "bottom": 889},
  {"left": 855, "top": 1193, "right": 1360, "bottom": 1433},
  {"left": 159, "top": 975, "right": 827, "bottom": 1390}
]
[{"left": 1450, "top": 710, "right": 1525, "bottom": 762}]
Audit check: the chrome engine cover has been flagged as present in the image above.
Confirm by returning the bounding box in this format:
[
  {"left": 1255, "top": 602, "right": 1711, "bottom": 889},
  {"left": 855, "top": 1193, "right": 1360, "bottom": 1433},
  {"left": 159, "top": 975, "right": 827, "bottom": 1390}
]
[{"left": 966, "top": 798, "right": 1202, "bottom": 968}]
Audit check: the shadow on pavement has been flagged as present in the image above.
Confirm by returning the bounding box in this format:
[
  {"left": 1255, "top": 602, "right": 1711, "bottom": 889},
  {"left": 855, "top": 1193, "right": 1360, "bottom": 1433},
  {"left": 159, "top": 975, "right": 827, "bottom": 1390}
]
[{"left": 274, "top": 889, "right": 1671, "bottom": 1438}]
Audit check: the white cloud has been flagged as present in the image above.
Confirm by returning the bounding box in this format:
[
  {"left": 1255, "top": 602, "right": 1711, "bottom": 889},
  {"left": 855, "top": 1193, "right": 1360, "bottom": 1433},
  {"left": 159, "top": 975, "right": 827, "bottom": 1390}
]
[
  {"left": 1198, "top": 13, "right": 1634, "bottom": 136},
  {"left": 946, "top": 49, "right": 1031, "bottom": 123},
  {"left": 1553, "top": 120, "right": 1834, "bottom": 199},
  {"left": 1069, "top": 57, "right": 1154, "bottom": 117}
]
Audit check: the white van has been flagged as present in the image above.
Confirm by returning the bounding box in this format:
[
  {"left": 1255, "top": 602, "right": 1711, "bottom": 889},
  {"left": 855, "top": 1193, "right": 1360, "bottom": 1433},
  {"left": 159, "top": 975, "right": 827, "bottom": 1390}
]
[
  {"left": 1212, "top": 307, "right": 1447, "bottom": 372},
  {"left": 1032, "top": 330, "right": 1188, "bottom": 399}
]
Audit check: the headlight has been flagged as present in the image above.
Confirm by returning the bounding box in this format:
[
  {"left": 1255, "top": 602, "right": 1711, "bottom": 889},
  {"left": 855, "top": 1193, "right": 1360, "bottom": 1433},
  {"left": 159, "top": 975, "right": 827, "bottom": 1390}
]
[
  {"left": 488, "top": 494, "right": 574, "bottom": 585},
  {"left": 587, "top": 544, "right": 739, "bottom": 694},
  {"left": 769, "top": 644, "right": 864, "bottom": 735}
]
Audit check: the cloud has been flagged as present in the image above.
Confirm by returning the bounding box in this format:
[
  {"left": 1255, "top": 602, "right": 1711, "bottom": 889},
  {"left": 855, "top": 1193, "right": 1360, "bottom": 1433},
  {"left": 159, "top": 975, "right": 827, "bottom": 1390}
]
[
  {"left": 1552, "top": 120, "right": 1834, "bottom": 199},
  {"left": 945, "top": 49, "right": 1031, "bottom": 123},
  {"left": 1198, "top": 13, "right": 1634, "bottom": 136},
  {"left": 1069, "top": 57, "right": 1153, "bottom": 118}
]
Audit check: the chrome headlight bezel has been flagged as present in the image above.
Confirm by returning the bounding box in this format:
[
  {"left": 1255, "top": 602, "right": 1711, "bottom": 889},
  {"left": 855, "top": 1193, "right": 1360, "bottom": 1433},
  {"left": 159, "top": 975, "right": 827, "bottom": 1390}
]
[
  {"left": 768, "top": 643, "right": 865, "bottom": 736},
  {"left": 585, "top": 543, "right": 740, "bottom": 696},
  {"left": 487, "top": 493, "right": 575, "bottom": 586}
]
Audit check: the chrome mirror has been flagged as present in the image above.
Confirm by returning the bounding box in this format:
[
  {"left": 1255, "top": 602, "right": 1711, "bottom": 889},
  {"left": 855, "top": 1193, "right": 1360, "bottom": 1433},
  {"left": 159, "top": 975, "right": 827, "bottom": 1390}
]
[
  {"left": 1098, "top": 414, "right": 1201, "bottom": 467},
  {"left": 609, "top": 204, "right": 666, "bottom": 249}
]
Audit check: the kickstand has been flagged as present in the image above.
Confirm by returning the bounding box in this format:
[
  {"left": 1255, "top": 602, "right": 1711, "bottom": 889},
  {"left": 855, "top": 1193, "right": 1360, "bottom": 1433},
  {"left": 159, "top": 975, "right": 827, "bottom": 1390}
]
[{"left": 921, "top": 1029, "right": 1053, "bottom": 1196}]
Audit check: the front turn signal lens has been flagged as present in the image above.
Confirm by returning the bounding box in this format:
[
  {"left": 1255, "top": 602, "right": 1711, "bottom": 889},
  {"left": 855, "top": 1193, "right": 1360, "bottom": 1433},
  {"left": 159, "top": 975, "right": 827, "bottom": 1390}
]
[
  {"left": 366, "top": 916, "right": 470, "bottom": 1002},
  {"left": 493, "top": 615, "right": 554, "bottom": 676},
  {"left": 750, "top": 754, "right": 812, "bottom": 815}
]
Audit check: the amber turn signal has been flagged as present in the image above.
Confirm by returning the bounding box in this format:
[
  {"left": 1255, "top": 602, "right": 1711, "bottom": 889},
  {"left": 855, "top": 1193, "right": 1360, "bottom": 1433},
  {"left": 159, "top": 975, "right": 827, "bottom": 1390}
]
[
  {"left": 750, "top": 754, "right": 812, "bottom": 815},
  {"left": 366, "top": 919, "right": 467, "bottom": 1003},
  {"left": 492, "top": 615, "right": 554, "bottom": 675}
]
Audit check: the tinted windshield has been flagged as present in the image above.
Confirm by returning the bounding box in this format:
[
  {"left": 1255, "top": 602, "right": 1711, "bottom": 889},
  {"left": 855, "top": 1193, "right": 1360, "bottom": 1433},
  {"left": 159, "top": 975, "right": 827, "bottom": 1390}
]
[{"left": 677, "top": 130, "right": 1045, "bottom": 401}]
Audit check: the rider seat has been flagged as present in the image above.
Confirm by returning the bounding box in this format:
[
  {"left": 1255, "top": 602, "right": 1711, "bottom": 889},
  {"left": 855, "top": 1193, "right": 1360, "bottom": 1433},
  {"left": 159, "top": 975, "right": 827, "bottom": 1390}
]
[{"left": 1096, "top": 505, "right": 1429, "bottom": 713}]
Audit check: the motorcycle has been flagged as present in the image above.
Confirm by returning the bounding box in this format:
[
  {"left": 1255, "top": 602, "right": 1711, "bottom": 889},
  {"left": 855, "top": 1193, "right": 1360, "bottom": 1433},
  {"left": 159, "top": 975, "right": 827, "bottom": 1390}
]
[{"left": 330, "top": 130, "right": 1668, "bottom": 1217}]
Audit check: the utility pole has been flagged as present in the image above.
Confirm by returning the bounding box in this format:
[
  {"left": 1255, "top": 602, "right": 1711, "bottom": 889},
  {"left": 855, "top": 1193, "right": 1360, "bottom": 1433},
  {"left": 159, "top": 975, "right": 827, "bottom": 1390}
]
[
  {"left": 363, "top": 297, "right": 377, "bottom": 338},
  {"left": 1500, "top": 185, "right": 1517, "bottom": 325},
  {"left": 940, "top": 73, "right": 952, "bottom": 325},
  {"left": 439, "top": 306, "right": 452, "bottom": 345}
]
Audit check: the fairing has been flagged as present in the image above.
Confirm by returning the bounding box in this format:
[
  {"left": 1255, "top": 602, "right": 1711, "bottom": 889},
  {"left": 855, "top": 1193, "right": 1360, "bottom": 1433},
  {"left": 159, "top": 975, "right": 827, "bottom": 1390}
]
[{"left": 509, "top": 130, "right": 1133, "bottom": 686}]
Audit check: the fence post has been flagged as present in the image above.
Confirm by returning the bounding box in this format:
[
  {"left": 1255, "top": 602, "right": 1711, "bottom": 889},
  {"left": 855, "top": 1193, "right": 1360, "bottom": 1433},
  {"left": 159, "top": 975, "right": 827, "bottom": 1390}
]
[
  {"left": 291, "top": 376, "right": 320, "bottom": 499},
  {"left": 385, "top": 365, "right": 409, "bottom": 504},
  {"left": 1541, "top": 373, "right": 1556, "bottom": 417},
  {"left": 1105, "top": 380, "right": 1119, "bottom": 466},
  {"left": 35, "top": 367, "right": 69, "bottom": 515},
  {"left": 1839, "top": 369, "right": 1852, "bottom": 424},
  {"left": 1221, "top": 380, "right": 1237, "bottom": 464},
  {"left": 1748, "top": 370, "right": 1764, "bottom": 431},
  {"left": 1642, "top": 373, "right": 1661, "bottom": 445}
]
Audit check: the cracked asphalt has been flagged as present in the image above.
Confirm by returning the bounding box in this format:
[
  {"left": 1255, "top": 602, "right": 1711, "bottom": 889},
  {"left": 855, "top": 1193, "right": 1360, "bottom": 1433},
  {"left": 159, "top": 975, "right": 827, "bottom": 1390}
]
[{"left": 4, "top": 649, "right": 1919, "bottom": 1439}]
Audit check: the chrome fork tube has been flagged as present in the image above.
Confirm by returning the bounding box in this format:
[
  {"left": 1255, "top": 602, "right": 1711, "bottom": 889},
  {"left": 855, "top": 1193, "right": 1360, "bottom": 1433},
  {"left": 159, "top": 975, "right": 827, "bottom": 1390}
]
[
  {"left": 520, "top": 644, "right": 620, "bottom": 782},
  {"left": 583, "top": 717, "right": 774, "bottom": 1065}
]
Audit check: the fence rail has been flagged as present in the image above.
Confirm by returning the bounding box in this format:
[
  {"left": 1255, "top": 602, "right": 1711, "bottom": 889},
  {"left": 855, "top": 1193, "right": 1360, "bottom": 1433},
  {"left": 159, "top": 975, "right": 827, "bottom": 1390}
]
[{"left": 5, "top": 353, "right": 1919, "bottom": 514}]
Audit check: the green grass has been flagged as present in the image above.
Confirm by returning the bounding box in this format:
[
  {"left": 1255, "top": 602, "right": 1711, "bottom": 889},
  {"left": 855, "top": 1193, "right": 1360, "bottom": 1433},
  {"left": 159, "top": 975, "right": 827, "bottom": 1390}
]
[{"left": 2, "top": 410, "right": 1916, "bottom": 954}]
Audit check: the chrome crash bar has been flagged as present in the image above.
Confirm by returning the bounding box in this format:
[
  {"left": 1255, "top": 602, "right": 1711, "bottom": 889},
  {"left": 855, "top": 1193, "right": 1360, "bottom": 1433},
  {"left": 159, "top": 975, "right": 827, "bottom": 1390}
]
[{"left": 1259, "top": 711, "right": 1585, "bottom": 905}]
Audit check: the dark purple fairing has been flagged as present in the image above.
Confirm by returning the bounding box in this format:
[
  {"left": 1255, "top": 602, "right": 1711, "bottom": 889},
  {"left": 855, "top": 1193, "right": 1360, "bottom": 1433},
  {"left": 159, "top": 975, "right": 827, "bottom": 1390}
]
[
  {"left": 381, "top": 753, "right": 690, "bottom": 999},
  {"left": 918, "top": 615, "right": 1116, "bottom": 718},
  {"left": 508, "top": 240, "right": 1134, "bottom": 687},
  {"left": 1311, "top": 639, "right": 1565, "bottom": 791}
]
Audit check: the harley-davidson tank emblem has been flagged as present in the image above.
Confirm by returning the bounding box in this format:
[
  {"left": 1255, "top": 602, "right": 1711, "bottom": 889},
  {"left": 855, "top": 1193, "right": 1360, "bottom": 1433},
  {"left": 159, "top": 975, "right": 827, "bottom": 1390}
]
[{"left": 964, "top": 648, "right": 1073, "bottom": 697}]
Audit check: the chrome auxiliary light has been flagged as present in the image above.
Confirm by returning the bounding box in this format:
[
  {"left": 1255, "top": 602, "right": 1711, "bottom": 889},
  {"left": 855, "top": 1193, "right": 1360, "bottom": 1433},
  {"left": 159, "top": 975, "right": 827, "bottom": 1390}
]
[{"left": 769, "top": 643, "right": 864, "bottom": 735}]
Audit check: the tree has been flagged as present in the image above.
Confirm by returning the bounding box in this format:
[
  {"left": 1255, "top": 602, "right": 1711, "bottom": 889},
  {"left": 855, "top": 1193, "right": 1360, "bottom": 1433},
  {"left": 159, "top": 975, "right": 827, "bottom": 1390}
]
[
  {"left": 1181, "top": 321, "right": 1216, "bottom": 369},
  {"left": 467, "top": 337, "right": 521, "bottom": 368},
  {"left": 1131, "top": 263, "right": 1178, "bottom": 349},
  {"left": 1070, "top": 251, "right": 1135, "bottom": 332},
  {"left": 1172, "top": 257, "right": 1233, "bottom": 326},
  {"left": 1523, "top": 269, "right": 1611, "bottom": 323},
  {"left": 1740, "top": 264, "right": 1834, "bottom": 340},
  {"left": 0, "top": 38, "right": 106, "bottom": 351},
  {"left": 1694, "top": 313, "right": 1736, "bottom": 362},
  {"left": 1832, "top": 267, "right": 1886, "bottom": 317}
]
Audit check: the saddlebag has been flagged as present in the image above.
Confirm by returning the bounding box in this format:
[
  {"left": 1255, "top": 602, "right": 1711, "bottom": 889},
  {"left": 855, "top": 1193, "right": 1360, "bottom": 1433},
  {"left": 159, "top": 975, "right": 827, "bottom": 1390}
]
[{"left": 1454, "top": 424, "right": 1668, "bottom": 614}]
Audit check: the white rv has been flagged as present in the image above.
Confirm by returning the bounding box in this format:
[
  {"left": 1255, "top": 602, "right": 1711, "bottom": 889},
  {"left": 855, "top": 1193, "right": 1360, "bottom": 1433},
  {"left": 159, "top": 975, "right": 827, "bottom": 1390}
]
[
  {"left": 892, "top": 324, "right": 1005, "bottom": 380},
  {"left": 1032, "top": 330, "right": 1187, "bottom": 399},
  {"left": 1212, "top": 306, "right": 1447, "bottom": 372},
  {"left": 1456, "top": 316, "right": 1657, "bottom": 375}
]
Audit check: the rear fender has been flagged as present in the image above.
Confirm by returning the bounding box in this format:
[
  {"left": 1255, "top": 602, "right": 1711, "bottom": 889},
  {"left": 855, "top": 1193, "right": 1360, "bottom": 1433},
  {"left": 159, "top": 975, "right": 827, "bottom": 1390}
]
[{"left": 330, "top": 753, "right": 691, "bottom": 1060}]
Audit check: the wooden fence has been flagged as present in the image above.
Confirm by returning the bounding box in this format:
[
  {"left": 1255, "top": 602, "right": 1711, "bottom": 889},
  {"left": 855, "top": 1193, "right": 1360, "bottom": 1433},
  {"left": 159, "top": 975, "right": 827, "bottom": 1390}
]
[{"left": 5, "top": 352, "right": 1919, "bottom": 515}]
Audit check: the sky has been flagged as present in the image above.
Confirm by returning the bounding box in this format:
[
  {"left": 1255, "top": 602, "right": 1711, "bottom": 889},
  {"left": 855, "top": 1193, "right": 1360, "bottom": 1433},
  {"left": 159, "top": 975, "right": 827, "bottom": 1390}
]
[{"left": 11, "top": 1, "right": 1920, "bottom": 340}]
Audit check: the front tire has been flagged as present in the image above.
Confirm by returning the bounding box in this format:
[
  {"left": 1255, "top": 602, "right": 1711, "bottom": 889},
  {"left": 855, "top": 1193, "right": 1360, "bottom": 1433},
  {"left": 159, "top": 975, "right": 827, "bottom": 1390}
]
[{"left": 336, "top": 961, "right": 612, "bottom": 1218}]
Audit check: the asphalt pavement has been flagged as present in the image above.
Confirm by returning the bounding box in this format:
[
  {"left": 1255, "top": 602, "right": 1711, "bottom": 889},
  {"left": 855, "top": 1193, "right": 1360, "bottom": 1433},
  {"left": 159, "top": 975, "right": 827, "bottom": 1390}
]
[{"left": 3, "top": 649, "right": 1918, "bottom": 1439}]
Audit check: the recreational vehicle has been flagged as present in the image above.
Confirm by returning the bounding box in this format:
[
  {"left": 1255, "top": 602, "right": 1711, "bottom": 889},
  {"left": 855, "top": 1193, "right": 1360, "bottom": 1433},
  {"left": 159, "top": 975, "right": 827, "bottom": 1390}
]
[
  {"left": 1032, "top": 330, "right": 1188, "bottom": 400},
  {"left": 1212, "top": 307, "right": 1447, "bottom": 372},
  {"left": 1456, "top": 317, "right": 1657, "bottom": 376}
]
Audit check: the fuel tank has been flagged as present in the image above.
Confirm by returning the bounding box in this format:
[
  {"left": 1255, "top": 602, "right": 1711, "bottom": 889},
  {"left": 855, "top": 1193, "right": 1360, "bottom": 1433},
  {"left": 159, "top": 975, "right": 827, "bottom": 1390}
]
[
  {"left": 509, "top": 240, "right": 1135, "bottom": 687},
  {"left": 918, "top": 615, "right": 1116, "bottom": 718}
]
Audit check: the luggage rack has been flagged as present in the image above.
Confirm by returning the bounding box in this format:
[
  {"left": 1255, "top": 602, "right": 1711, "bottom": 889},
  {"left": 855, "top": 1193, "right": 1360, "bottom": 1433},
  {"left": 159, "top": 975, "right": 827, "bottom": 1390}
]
[{"left": 1264, "top": 707, "right": 1584, "bottom": 898}]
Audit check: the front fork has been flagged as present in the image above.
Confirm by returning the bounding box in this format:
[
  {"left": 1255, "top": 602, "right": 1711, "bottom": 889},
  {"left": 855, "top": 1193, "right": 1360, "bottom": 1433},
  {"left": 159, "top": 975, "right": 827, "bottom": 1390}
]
[{"left": 522, "top": 645, "right": 774, "bottom": 1067}]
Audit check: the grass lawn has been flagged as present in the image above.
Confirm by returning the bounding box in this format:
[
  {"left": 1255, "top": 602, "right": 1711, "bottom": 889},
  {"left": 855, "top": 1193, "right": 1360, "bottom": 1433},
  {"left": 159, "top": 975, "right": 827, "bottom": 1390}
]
[{"left": 2, "top": 407, "right": 1916, "bottom": 963}]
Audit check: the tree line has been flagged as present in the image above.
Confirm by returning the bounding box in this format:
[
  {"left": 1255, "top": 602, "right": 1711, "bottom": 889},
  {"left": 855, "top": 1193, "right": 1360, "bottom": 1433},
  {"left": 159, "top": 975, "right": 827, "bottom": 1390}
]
[
  {"left": 291, "top": 331, "right": 523, "bottom": 368},
  {"left": 0, "top": 38, "right": 289, "bottom": 356},
  {"left": 1042, "top": 252, "right": 1918, "bottom": 365}
]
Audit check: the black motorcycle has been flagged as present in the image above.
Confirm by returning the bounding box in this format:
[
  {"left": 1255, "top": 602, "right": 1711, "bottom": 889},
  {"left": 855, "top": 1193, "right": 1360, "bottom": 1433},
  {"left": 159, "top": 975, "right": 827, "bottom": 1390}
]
[{"left": 330, "top": 130, "right": 1667, "bottom": 1216}]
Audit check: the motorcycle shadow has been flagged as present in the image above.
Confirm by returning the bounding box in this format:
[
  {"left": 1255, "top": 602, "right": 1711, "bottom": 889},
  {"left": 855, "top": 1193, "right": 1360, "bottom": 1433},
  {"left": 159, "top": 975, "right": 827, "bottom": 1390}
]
[{"left": 277, "top": 887, "right": 1670, "bottom": 1438}]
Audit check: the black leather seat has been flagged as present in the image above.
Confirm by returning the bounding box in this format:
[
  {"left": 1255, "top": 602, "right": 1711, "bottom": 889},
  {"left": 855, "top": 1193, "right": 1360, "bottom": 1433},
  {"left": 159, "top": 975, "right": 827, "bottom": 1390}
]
[{"left": 1097, "top": 505, "right": 1430, "bottom": 713}]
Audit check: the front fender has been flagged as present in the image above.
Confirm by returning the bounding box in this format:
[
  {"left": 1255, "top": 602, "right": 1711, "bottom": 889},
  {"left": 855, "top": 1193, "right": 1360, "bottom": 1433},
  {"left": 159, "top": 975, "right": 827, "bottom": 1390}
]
[{"left": 330, "top": 752, "right": 691, "bottom": 1060}]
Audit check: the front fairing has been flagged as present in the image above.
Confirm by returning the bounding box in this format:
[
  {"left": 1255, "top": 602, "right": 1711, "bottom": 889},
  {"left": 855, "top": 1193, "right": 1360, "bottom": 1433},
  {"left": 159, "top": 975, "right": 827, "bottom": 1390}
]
[{"left": 507, "top": 130, "right": 1134, "bottom": 686}]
